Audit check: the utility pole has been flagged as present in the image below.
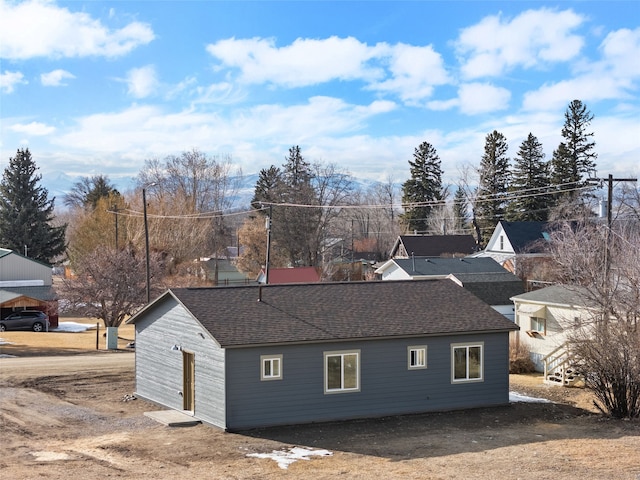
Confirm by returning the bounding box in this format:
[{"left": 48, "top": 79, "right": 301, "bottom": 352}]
[
  {"left": 143, "top": 183, "right": 158, "bottom": 303},
  {"left": 265, "top": 205, "right": 272, "bottom": 284},
  {"left": 113, "top": 204, "right": 119, "bottom": 250},
  {"left": 589, "top": 174, "right": 637, "bottom": 285}
]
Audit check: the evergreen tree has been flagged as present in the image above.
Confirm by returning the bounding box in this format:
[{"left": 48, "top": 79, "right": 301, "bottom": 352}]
[
  {"left": 401, "top": 141, "right": 444, "bottom": 233},
  {"left": 550, "top": 100, "right": 597, "bottom": 199},
  {"left": 251, "top": 165, "right": 282, "bottom": 212},
  {"left": 273, "top": 146, "right": 320, "bottom": 266},
  {"left": 0, "top": 148, "right": 66, "bottom": 264},
  {"left": 452, "top": 185, "right": 469, "bottom": 233},
  {"left": 506, "top": 133, "right": 551, "bottom": 221},
  {"left": 63, "top": 174, "right": 120, "bottom": 210},
  {"left": 475, "top": 130, "right": 510, "bottom": 246}
]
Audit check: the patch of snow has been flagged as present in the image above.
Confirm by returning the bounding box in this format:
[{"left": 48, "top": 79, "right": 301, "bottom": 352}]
[
  {"left": 31, "top": 451, "right": 71, "bottom": 461},
  {"left": 247, "top": 446, "right": 332, "bottom": 469},
  {"left": 0, "top": 337, "right": 15, "bottom": 346},
  {"left": 52, "top": 322, "right": 97, "bottom": 333},
  {"left": 509, "top": 391, "right": 552, "bottom": 403}
]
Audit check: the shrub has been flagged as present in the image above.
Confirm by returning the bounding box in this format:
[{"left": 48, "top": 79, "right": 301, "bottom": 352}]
[{"left": 509, "top": 337, "right": 536, "bottom": 374}]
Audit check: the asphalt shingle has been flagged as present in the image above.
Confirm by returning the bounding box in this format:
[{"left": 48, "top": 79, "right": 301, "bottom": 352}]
[{"left": 158, "top": 279, "right": 518, "bottom": 347}]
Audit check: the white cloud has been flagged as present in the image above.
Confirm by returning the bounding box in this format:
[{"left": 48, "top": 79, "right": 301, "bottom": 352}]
[
  {"left": 522, "top": 27, "right": 640, "bottom": 112},
  {"left": 0, "top": 0, "right": 154, "bottom": 59},
  {"left": 458, "top": 83, "right": 511, "bottom": 114},
  {"left": 456, "top": 8, "right": 585, "bottom": 79},
  {"left": 50, "top": 97, "right": 396, "bottom": 173},
  {"left": 367, "top": 43, "right": 449, "bottom": 103},
  {"left": 125, "top": 65, "right": 158, "bottom": 98},
  {"left": 599, "top": 27, "right": 640, "bottom": 79},
  {"left": 41, "top": 69, "right": 75, "bottom": 86},
  {"left": 427, "top": 83, "right": 510, "bottom": 115},
  {"left": 10, "top": 121, "right": 56, "bottom": 136},
  {"left": 207, "top": 36, "right": 383, "bottom": 87},
  {"left": 206, "top": 36, "right": 449, "bottom": 103},
  {"left": 0, "top": 70, "right": 27, "bottom": 93}
]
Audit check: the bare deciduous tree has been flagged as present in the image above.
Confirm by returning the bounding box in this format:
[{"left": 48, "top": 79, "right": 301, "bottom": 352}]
[
  {"left": 547, "top": 220, "right": 640, "bottom": 418},
  {"left": 62, "top": 246, "right": 165, "bottom": 329},
  {"left": 134, "top": 149, "right": 242, "bottom": 270}
]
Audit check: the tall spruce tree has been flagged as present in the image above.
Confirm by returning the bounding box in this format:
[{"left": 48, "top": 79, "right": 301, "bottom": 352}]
[
  {"left": 550, "top": 99, "right": 597, "bottom": 199},
  {"left": 251, "top": 165, "right": 282, "bottom": 212},
  {"left": 274, "top": 146, "right": 320, "bottom": 266},
  {"left": 507, "top": 133, "right": 551, "bottom": 221},
  {"left": 0, "top": 148, "right": 66, "bottom": 264},
  {"left": 452, "top": 185, "right": 469, "bottom": 233},
  {"left": 401, "top": 141, "right": 444, "bottom": 233},
  {"left": 475, "top": 130, "right": 510, "bottom": 246}
]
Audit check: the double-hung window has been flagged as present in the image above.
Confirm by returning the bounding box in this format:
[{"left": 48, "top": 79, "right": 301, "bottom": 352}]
[
  {"left": 408, "top": 346, "right": 427, "bottom": 369},
  {"left": 260, "top": 354, "right": 282, "bottom": 381},
  {"left": 451, "top": 343, "right": 483, "bottom": 383},
  {"left": 324, "top": 350, "right": 360, "bottom": 393}
]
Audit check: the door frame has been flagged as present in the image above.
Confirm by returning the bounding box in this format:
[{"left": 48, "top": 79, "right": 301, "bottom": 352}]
[{"left": 182, "top": 350, "right": 195, "bottom": 412}]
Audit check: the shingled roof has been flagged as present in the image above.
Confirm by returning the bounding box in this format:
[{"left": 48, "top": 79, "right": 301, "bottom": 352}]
[
  {"left": 132, "top": 280, "right": 518, "bottom": 347},
  {"left": 391, "top": 235, "right": 477, "bottom": 258},
  {"left": 448, "top": 272, "right": 525, "bottom": 305},
  {"left": 497, "top": 221, "right": 549, "bottom": 253},
  {"left": 378, "top": 257, "right": 507, "bottom": 277}
]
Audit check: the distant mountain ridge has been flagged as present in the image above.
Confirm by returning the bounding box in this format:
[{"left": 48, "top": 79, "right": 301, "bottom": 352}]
[{"left": 43, "top": 172, "right": 384, "bottom": 211}]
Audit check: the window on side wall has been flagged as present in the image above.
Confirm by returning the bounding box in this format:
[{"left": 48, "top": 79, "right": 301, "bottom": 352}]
[
  {"left": 531, "top": 316, "right": 546, "bottom": 334},
  {"left": 260, "top": 354, "right": 282, "bottom": 381},
  {"left": 408, "top": 346, "right": 427, "bottom": 369},
  {"left": 324, "top": 350, "right": 360, "bottom": 393},
  {"left": 451, "top": 343, "right": 484, "bottom": 383}
]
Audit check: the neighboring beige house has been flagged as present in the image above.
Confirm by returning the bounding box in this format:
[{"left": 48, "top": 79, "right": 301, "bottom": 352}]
[{"left": 511, "top": 285, "right": 594, "bottom": 380}]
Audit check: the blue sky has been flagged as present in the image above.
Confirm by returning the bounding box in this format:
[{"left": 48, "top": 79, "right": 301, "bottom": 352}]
[{"left": 1, "top": 0, "right": 638, "bottom": 200}]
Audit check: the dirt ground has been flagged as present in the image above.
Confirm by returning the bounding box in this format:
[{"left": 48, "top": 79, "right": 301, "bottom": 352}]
[{"left": 1, "top": 319, "right": 639, "bottom": 479}]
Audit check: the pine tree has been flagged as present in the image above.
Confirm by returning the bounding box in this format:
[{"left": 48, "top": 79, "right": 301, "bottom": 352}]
[
  {"left": 274, "top": 146, "right": 320, "bottom": 266},
  {"left": 251, "top": 165, "right": 282, "bottom": 212},
  {"left": 452, "top": 185, "right": 469, "bottom": 233},
  {"left": 401, "top": 141, "right": 444, "bottom": 233},
  {"left": 506, "top": 133, "right": 551, "bottom": 221},
  {"left": 551, "top": 100, "right": 597, "bottom": 199},
  {"left": 63, "top": 174, "right": 120, "bottom": 210},
  {"left": 0, "top": 148, "right": 66, "bottom": 264},
  {"left": 475, "top": 130, "right": 510, "bottom": 246}
]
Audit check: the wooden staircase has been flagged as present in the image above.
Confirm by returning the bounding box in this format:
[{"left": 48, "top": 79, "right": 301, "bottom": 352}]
[{"left": 542, "top": 344, "right": 582, "bottom": 386}]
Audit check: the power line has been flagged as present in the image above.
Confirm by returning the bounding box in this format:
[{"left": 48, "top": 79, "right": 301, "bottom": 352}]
[{"left": 106, "top": 181, "right": 606, "bottom": 221}]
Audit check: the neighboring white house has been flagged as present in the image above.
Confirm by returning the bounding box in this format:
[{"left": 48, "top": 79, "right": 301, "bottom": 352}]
[
  {"left": 375, "top": 257, "right": 507, "bottom": 281},
  {"left": 511, "top": 285, "right": 594, "bottom": 376},
  {"left": 473, "top": 221, "right": 550, "bottom": 274}
]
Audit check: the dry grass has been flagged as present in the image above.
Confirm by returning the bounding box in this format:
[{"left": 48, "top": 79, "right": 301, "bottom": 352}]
[{"left": 0, "top": 318, "right": 136, "bottom": 356}]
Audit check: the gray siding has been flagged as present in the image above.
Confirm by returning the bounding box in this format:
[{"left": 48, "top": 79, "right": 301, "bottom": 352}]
[
  {"left": 0, "top": 254, "right": 52, "bottom": 284},
  {"left": 133, "top": 299, "right": 226, "bottom": 428},
  {"left": 225, "top": 332, "right": 510, "bottom": 430}
]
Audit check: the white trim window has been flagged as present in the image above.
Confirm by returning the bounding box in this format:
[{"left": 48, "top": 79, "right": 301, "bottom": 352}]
[
  {"left": 324, "top": 350, "right": 360, "bottom": 393},
  {"left": 451, "top": 343, "right": 484, "bottom": 383},
  {"left": 531, "top": 316, "right": 546, "bottom": 334},
  {"left": 260, "top": 354, "right": 282, "bottom": 381},
  {"left": 408, "top": 346, "right": 427, "bottom": 369}
]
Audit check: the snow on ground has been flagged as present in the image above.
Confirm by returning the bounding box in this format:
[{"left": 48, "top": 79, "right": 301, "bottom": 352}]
[
  {"left": 247, "top": 447, "right": 332, "bottom": 469},
  {"left": 509, "top": 392, "right": 552, "bottom": 403},
  {"left": 52, "top": 322, "right": 96, "bottom": 333}
]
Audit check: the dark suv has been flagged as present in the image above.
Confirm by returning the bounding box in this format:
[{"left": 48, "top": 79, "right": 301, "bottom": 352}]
[{"left": 0, "top": 311, "right": 50, "bottom": 332}]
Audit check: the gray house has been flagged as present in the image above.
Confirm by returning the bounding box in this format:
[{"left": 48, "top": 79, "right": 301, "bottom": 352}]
[{"left": 127, "top": 280, "right": 518, "bottom": 431}]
